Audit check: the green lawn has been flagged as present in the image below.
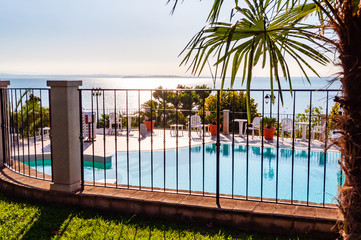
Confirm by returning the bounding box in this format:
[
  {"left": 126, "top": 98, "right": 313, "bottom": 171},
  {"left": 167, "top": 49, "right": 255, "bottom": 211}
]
[{"left": 0, "top": 193, "right": 316, "bottom": 240}]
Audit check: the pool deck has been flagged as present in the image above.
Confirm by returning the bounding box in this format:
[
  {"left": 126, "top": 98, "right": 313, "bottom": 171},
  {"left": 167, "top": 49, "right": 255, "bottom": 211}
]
[{"left": 12, "top": 128, "right": 339, "bottom": 159}]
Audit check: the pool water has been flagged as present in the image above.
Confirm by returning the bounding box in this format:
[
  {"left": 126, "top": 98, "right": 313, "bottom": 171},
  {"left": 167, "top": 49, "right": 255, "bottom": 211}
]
[
  {"left": 86, "top": 144, "right": 341, "bottom": 204},
  {"left": 27, "top": 144, "right": 341, "bottom": 204}
]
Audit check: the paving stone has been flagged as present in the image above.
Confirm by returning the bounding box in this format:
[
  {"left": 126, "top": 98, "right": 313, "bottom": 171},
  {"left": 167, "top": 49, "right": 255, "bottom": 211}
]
[
  {"left": 197, "top": 197, "right": 218, "bottom": 208},
  {"left": 162, "top": 193, "right": 186, "bottom": 204},
  {"left": 179, "top": 195, "right": 203, "bottom": 206},
  {"left": 218, "top": 198, "right": 238, "bottom": 210},
  {"left": 252, "top": 202, "right": 278, "bottom": 214},
  {"left": 145, "top": 192, "right": 169, "bottom": 202},
  {"left": 316, "top": 207, "right": 338, "bottom": 220},
  {"left": 273, "top": 204, "right": 296, "bottom": 216},
  {"left": 295, "top": 206, "right": 316, "bottom": 219},
  {"left": 233, "top": 200, "right": 257, "bottom": 212}
]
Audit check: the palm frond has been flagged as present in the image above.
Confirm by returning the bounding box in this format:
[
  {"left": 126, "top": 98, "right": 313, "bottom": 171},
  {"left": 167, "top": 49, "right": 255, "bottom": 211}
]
[{"left": 181, "top": 0, "right": 331, "bottom": 121}]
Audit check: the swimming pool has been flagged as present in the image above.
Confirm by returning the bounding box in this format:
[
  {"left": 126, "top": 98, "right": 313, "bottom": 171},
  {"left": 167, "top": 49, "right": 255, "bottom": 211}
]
[
  {"left": 26, "top": 143, "right": 341, "bottom": 204},
  {"left": 83, "top": 143, "right": 341, "bottom": 204}
]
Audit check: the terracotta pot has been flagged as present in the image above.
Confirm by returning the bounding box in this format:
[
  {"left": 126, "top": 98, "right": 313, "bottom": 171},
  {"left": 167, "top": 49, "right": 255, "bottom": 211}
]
[
  {"left": 263, "top": 128, "right": 276, "bottom": 140},
  {"left": 209, "top": 124, "right": 221, "bottom": 136},
  {"left": 144, "top": 120, "right": 155, "bottom": 131}
]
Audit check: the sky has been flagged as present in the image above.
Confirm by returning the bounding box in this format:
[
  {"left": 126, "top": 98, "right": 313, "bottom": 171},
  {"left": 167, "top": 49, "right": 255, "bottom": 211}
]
[{"left": 0, "top": 0, "right": 339, "bottom": 77}]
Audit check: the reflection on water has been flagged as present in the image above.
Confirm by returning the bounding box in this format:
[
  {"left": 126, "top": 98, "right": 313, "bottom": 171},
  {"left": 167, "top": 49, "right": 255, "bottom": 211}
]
[{"left": 103, "top": 144, "right": 340, "bottom": 204}]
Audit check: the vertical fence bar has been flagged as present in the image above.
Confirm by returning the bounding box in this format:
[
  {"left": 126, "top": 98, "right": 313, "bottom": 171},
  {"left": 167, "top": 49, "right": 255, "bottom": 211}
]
[
  {"left": 261, "top": 91, "right": 265, "bottom": 201},
  {"left": 202, "top": 90, "right": 205, "bottom": 196},
  {"left": 26, "top": 91, "right": 30, "bottom": 176},
  {"left": 102, "top": 90, "right": 106, "bottom": 187},
  {"left": 32, "top": 89, "right": 38, "bottom": 178},
  {"left": 1, "top": 87, "right": 10, "bottom": 169},
  {"left": 114, "top": 90, "right": 118, "bottom": 188},
  {"left": 276, "top": 90, "right": 280, "bottom": 203},
  {"left": 48, "top": 89, "right": 54, "bottom": 182},
  {"left": 176, "top": 90, "right": 179, "bottom": 193},
  {"left": 9, "top": 90, "right": 15, "bottom": 170},
  {"left": 39, "top": 90, "right": 45, "bottom": 179},
  {"left": 79, "top": 90, "right": 84, "bottom": 191},
  {"left": 323, "top": 91, "right": 329, "bottom": 206},
  {"left": 13, "top": 90, "right": 17, "bottom": 172},
  {"left": 14, "top": 90, "right": 20, "bottom": 174},
  {"left": 91, "top": 90, "right": 95, "bottom": 185},
  {"left": 291, "top": 91, "right": 296, "bottom": 204},
  {"left": 5, "top": 89, "right": 10, "bottom": 168},
  {"left": 188, "top": 91, "right": 192, "bottom": 194},
  {"left": 246, "top": 93, "right": 249, "bottom": 200},
  {"left": 138, "top": 90, "right": 141, "bottom": 190},
  {"left": 163, "top": 90, "right": 166, "bottom": 192},
  {"left": 306, "top": 91, "right": 313, "bottom": 205},
  {"left": 0, "top": 89, "right": 6, "bottom": 168},
  {"left": 126, "top": 90, "right": 130, "bottom": 189},
  {"left": 231, "top": 90, "right": 235, "bottom": 198},
  {"left": 19, "top": 89, "right": 25, "bottom": 175},
  {"left": 216, "top": 90, "right": 220, "bottom": 205},
  {"left": 150, "top": 90, "right": 154, "bottom": 190}
]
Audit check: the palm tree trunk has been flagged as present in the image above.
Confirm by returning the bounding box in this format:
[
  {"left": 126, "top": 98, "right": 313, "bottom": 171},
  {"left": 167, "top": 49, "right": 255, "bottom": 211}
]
[{"left": 334, "top": 0, "right": 361, "bottom": 238}]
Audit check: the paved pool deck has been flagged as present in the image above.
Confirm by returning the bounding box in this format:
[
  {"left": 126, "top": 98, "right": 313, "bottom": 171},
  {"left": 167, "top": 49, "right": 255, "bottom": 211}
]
[{"left": 12, "top": 128, "right": 340, "bottom": 159}]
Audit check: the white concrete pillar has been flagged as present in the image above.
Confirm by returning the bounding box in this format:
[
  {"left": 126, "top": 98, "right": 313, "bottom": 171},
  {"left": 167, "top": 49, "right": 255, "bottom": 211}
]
[
  {"left": 223, "top": 109, "right": 230, "bottom": 135},
  {"left": 0, "top": 81, "right": 10, "bottom": 168},
  {"left": 47, "top": 81, "right": 82, "bottom": 192}
]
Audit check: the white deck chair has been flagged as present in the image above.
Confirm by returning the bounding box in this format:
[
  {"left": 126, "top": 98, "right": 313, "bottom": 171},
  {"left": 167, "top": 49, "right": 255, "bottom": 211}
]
[
  {"left": 281, "top": 118, "right": 294, "bottom": 141},
  {"left": 312, "top": 114, "right": 327, "bottom": 142},
  {"left": 108, "top": 112, "right": 122, "bottom": 131},
  {"left": 188, "top": 115, "right": 202, "bottom": 136},
  {"left": 244, "top": 117, "right": 261, "bottom": 139}
]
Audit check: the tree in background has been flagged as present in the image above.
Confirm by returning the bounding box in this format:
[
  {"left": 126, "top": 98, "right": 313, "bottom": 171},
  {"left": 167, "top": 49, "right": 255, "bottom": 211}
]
[
  {"left": 204, "top": 91, "right": 259, "bottom": 131},
  {"left": 144, "top": 85, "right": 211, "bottom": 127},
  {"left": 295, "top": 105, "right": 323, "bottom": 138},
  {"left": 11, "top": 93, "right": 50, "bottom": 137}
]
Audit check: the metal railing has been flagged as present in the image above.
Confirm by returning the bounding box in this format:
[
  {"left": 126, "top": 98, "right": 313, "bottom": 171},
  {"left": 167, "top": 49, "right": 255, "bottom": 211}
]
[
  {"left": 3, "top": 88, "right": 52, "bottom": 181},
  {"left": 78, "top": 88, "right": 342, "bottom": 208}
]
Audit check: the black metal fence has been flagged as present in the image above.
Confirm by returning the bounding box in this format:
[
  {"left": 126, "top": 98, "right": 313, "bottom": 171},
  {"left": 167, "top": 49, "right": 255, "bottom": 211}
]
[
  {"left": 79, "top": 88, "right": 342, "bottom": 208},
  {"left": 3, "top": 88, "right": 52, "bottom": 181}
]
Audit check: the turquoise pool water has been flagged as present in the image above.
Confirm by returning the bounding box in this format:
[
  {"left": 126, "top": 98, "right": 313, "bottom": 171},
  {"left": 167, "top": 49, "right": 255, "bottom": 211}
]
[
  {"left": 87, "top": 144, "right": 340, "bottom": 204},
  {"left": 27, "top": 144, "right": 341, "bottom": 204}
]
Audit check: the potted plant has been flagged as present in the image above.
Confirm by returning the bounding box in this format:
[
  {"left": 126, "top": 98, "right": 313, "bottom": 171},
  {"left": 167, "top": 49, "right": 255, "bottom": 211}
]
[
  {"left": 143, "top": 110, "right": 155, "bottom": 131},
  {"left": 261, "top": 117, "right": 277, "bottom": 140},
  {"left": 205, "top": 112, "right": 221, "bottom": 136},
  {"left": 142, "top": 101, "right": 157, "bottom": 131}
]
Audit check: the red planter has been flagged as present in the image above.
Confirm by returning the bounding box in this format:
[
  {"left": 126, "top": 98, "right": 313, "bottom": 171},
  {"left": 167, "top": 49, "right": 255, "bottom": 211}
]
[
  {"left": 144, "top": 120, "right": 155, "bottom": 131},
  {"left": 209, "top": 124, "right": 221, "bottom": 136},
  {"left": 263, "top": 128, "right": 276, "bottom": 140}
]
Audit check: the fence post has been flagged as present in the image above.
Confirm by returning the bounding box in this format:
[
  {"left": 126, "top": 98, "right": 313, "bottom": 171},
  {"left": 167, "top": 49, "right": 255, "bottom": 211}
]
[
  {"left": 0, "top": 81, "right": 10, "bottom": 168},
  {"left": 223, "top": 109, "right": 230, "bottom": 135},
  {"left": 47, "top": 81, "right": 82, "bottom": 192}
]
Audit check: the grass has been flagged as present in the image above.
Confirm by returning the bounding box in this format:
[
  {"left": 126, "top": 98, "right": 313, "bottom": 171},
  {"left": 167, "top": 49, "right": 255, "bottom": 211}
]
[{"left": 0, "top": 193, "right": 317, "bottom": 240}]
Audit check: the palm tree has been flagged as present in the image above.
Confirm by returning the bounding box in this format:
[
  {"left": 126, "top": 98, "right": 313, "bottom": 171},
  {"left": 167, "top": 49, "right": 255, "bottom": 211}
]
[{"left": 170, "top": 0, "right": 361, "bottom": 238}]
